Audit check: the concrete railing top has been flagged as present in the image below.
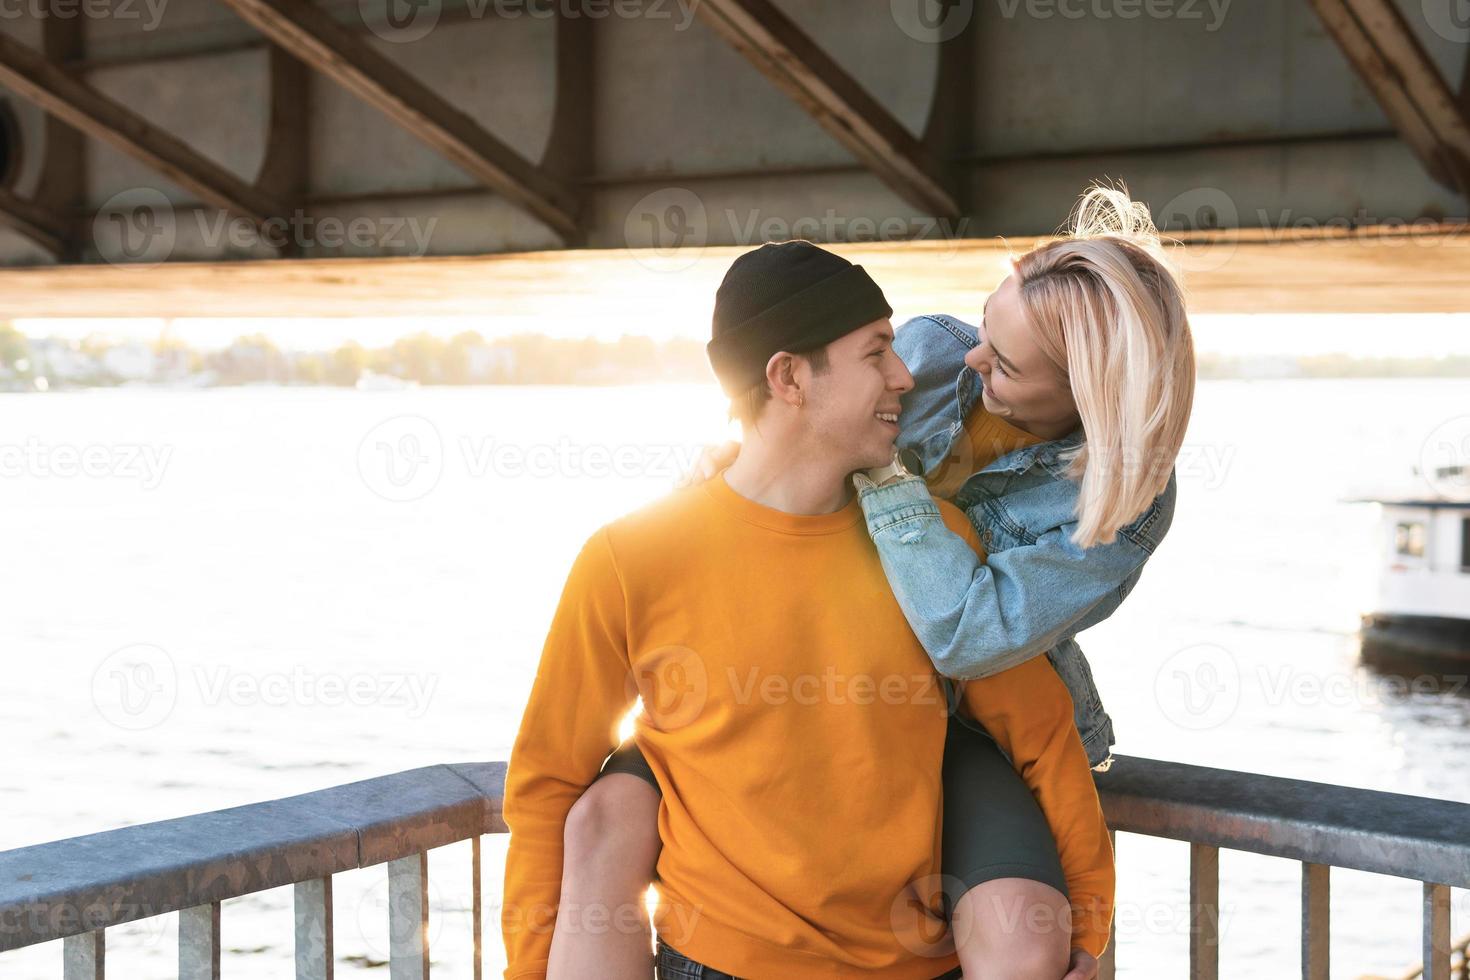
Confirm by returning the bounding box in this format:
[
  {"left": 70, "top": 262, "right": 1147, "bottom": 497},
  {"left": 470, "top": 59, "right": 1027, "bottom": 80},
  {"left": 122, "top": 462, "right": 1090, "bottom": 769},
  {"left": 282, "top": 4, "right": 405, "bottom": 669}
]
[
  {"left": 1096, "top": 755, "right": 1470, "bottom": 889},
  {"left": 0, "top": 761, "right": 507, "bottom": 953},
  {"left": 4, "top": 754, "right": 1470, "bottom": 955}
]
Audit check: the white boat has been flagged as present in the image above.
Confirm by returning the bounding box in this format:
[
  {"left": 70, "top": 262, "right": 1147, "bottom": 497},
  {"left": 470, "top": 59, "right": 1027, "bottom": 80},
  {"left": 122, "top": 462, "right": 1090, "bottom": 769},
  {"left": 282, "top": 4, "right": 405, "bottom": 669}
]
[
  {"left": 1357, "top": 464, "right": 1470, "bottom": 665},
  {"left": 355, "top": 369, "right": 419, "bottom": 391}
]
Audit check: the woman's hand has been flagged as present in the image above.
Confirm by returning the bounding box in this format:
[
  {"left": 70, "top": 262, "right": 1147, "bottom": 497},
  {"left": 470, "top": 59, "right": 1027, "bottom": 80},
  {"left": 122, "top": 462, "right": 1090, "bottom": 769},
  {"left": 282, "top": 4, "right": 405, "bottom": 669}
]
[
  {"left": 675, "top": 440, "right": 740, "bottom": 488},
  {"left": 1061, "top": 948, "right": 1099, "bottom": 980}
]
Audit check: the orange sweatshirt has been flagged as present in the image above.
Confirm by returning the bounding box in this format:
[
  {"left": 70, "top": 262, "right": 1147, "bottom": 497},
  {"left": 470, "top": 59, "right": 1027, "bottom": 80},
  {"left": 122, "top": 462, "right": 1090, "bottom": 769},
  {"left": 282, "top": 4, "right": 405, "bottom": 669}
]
[{"left": 502, "top": 469, "right": 1114, "bottom": 978}]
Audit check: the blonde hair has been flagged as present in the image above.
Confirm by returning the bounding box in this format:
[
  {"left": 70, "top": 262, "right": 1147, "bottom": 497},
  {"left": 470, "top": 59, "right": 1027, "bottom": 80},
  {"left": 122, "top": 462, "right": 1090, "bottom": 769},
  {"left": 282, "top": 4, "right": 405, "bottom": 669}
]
[{"left": 1012, "top": 183, "right": 1196, "bottom": 548}]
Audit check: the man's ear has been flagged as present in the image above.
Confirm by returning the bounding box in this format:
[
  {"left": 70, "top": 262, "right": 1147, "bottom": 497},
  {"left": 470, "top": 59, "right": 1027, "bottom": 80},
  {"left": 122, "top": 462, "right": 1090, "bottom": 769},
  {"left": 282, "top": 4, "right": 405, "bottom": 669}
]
[{"left": 765, "top": 351, "right": 803, "bottom": 407}]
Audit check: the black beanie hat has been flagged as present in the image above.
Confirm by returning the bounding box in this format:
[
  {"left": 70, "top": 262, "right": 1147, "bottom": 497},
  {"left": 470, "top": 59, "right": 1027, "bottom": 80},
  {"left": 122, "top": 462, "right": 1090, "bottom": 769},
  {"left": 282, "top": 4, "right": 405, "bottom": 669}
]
[{"left": 706, "top": 241, "right": 893, "bottom": 398}]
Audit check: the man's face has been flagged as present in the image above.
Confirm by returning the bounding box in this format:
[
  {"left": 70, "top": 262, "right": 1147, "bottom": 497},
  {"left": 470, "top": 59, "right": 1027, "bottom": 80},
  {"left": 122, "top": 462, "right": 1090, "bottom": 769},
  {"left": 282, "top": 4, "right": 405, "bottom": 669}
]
[{"left": 799, "top": 318, "right": 914, "bottom": 471}]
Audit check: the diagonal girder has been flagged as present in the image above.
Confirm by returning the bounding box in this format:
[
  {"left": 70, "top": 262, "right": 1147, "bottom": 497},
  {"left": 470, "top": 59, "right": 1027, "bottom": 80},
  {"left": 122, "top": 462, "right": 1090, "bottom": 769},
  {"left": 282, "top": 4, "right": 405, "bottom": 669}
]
[{"left": 695, "top": 0, "right": 959, "bottom": 219}]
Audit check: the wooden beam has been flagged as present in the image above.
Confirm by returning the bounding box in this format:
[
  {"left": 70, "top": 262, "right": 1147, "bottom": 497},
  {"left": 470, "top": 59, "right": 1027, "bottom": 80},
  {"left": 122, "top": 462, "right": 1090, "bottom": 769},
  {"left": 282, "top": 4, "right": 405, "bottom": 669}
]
[
  {"left": 30, "top": 9, "right": 84, "bottom": 259},
  {"left": 215, "top": 0, "right": 580, "bottom": 240},
  {"left": 255, "top": 45, "right": 310, "bottom": 257},
  {"left": 0, "top": 33, "right": 286, "bottom": 229},
  {"left": 1309, "top": 0, "right": 1470, "bottom": 193},
  {"left": 0, "top": 183, "right": 68, "bottom": 258},
  {"left": 694, "top": 0, "right": 959, "bottom": 219}
]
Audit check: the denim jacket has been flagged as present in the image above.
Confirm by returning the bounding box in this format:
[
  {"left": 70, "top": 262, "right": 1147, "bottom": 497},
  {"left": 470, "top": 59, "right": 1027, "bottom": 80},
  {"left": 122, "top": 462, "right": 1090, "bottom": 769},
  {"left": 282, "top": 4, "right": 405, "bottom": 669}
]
[{"left": 856, "top": 314, "right": 1178, "bottom": 771}]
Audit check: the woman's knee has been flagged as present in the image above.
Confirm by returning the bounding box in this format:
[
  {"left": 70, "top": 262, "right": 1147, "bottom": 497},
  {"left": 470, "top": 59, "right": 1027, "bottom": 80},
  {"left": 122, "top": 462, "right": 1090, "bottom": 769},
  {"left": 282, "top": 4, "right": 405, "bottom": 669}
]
[
  {"left": 952, "top": 877, "right": 1071, "bottom": 979},
  {"left": 562, "top": 773, "right": 661, "bottom": 872}
]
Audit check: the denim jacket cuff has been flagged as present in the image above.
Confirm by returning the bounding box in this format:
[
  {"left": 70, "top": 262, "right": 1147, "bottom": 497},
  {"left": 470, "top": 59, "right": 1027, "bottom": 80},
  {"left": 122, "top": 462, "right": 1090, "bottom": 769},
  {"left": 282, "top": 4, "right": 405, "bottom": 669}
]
[{"left": 855, "top": 474, "right": 942, "bottom": 537}]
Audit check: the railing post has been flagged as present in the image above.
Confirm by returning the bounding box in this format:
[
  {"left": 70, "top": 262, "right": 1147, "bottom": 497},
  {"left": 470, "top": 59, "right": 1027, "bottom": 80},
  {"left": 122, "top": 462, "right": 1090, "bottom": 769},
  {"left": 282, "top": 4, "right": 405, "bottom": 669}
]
[
  {"left": 1190, "top": 842, "right": 1219, "bottom": 980},
  {"left": 295, "top": 875, "right": 334, "bottom": 980},
  {"left": 388, "top": 852, "right": 430, "bottom": 980},
  {"left": 179, "top": 901, "right": 221, "bottom": 980},
  {"left": 1301, "top": 862, "right": 1329, "bottom": 980},
  {"left": 1424, "top": 881, "right": 1451, "bottom": 980},
  {"left": 1099, "top": 834, "right": 1117, "bottom": 980},
  {"left": 63, "top": 929, "right": 104, "bottom": 980},
  {"left": 472, "top": 835, "right": 483, "bottom": 980}
]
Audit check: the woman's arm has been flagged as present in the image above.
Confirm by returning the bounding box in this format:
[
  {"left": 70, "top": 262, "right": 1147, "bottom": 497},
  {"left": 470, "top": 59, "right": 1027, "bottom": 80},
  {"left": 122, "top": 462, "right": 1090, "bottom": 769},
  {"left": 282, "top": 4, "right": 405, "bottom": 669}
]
[
  {"left": 858, "top": 480, "right": 1168, "bottom": 679},
  {"left": 959, "top": 661, "right": 1115, "bottom": 959}
]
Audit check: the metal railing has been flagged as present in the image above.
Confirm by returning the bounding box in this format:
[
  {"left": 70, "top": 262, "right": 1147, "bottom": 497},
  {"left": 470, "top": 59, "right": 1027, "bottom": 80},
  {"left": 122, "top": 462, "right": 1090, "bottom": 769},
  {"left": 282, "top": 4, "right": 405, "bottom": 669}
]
[{"left": 2, "top": 756, "right": 1467, "bottom": 979}]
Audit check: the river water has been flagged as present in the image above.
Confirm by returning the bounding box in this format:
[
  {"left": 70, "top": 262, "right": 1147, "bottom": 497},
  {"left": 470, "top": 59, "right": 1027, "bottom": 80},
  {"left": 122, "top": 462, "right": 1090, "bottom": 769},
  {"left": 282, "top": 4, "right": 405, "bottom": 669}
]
[{"left": 2, "top": 379, "right": 1468, "bottom": 978}]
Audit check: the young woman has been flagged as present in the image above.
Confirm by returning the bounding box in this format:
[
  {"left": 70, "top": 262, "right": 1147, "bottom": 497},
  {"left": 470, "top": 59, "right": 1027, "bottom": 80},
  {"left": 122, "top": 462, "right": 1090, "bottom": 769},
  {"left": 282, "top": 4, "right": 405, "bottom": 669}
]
[{"left": 546, "top": 186, "right": 1196, "bottom": 980}]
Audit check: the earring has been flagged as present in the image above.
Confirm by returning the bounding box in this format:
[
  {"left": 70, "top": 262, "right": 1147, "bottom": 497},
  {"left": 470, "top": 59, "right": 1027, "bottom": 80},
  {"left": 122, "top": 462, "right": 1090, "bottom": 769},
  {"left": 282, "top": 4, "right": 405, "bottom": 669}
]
[{"left": 796, "top": 394, "right": 804, "bottom": 407}]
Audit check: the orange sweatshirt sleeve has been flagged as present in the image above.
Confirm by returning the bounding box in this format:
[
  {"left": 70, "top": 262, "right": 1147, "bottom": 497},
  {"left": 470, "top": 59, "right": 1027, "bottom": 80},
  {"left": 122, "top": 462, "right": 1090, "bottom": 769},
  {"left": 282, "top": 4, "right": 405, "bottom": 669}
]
[
  {"left": 937, "top": 502, "right": 1116, "bottom": 958},
  {"left": 501, "top": 526, "right": 639, "bottom": 980}
]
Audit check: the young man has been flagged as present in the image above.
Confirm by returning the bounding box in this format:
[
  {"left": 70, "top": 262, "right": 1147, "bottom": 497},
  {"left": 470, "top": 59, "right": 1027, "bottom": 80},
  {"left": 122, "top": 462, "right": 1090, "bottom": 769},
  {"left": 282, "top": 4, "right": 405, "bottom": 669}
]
[{"left": 501, "top": 242, "right": 1113, "bottom": 978}]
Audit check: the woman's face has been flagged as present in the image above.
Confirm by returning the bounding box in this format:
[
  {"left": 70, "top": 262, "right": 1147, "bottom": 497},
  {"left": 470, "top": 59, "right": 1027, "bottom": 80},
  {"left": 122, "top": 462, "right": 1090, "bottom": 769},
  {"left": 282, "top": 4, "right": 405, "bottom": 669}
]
[{"left": 963, "top": 274, "right": 1080, "bottom": 440}]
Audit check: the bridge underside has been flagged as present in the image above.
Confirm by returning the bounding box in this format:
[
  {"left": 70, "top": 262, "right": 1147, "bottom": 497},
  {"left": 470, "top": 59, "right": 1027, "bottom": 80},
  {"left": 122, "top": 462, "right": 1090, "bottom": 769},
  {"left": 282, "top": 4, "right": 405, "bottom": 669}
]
[
  {"left": 0, "top": 0, "right": 1464, "bottom": 313},
  {"left": 0, "top": 224, "right": 1464, "bottom": 318}
]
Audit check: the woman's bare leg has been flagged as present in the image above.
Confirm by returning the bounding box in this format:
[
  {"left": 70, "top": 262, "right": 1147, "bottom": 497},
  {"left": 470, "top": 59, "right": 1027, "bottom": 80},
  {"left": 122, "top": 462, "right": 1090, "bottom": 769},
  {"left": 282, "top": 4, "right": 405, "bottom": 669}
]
[
  {"left": 952, "top": 877, "right": 1071, "bottom": 979},
  {"left": 546, "top": 774, "right": 662, "bottom": 980}
]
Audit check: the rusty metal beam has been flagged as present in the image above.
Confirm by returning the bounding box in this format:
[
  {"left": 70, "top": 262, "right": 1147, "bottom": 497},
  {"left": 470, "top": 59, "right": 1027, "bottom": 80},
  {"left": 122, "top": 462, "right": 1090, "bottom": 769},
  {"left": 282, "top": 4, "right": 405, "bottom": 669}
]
[
  {"left": 28, "top": 10, "right": 83, "bottom": 259},
  {"left": 216, "top": 0, "right": 580, "bottom": 240},
  {"left": 1308, "top": 0, "right": 1470, "bottom": 194},
  {"left": 0, "top": 184, "right": 68, "bottom": 257},
  {"left": 694, "top": 0, "right": 959, "bottom": 219},
  {"left": 0, "top": 33, "right": 286, "bottom": 230}
]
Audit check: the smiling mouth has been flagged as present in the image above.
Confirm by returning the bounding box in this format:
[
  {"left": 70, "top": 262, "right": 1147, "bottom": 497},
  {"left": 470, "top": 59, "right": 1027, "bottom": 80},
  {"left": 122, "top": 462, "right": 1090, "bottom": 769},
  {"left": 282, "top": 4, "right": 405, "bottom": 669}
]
[{"left": 875, "top": 412, "right": 899, "bottom": 427}]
